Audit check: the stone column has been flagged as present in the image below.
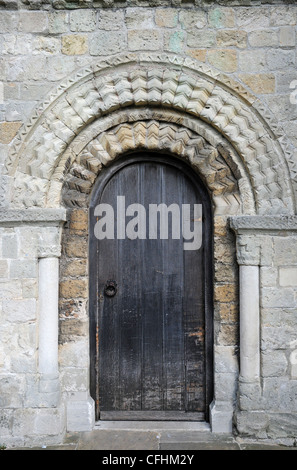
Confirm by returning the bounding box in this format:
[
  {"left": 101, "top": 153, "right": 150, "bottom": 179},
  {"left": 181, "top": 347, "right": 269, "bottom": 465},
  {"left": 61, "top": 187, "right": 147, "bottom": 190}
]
[
  {"left": 232, "top": 226, "right": 261, "bottom": 388},
  {"left": 38, "top": 256, "right": 60, "bottom": 404},
  {"left": 239, "top": 265, "right": 260, "bottom": 382},
  {"left": 37, "top": 221, "right": 66, "bottom": 406}
]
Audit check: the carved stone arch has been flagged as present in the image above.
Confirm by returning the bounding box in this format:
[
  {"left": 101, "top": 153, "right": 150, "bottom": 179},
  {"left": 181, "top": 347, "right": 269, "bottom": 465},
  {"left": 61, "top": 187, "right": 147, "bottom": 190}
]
[
  {"left": 59, "top": 117, "right": 248, "bottom": 216},
  {"left": 5, "top": 52, "right": 295, "bottom": 215}
]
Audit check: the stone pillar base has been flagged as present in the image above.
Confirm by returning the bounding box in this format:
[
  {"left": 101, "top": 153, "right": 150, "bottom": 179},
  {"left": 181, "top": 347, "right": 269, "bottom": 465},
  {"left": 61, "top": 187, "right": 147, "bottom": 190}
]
[
  {"left": 66, "top": 394, "right": 95, "bottom": 432},
  {"left": 210, "top": 400, "right": 234, "bottom": 433}
]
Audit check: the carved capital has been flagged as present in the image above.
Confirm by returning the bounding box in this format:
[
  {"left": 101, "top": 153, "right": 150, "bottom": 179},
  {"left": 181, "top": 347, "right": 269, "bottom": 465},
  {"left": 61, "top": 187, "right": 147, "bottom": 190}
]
[{"left": 236, "top": 234, "right": 261, "bottom": 266}]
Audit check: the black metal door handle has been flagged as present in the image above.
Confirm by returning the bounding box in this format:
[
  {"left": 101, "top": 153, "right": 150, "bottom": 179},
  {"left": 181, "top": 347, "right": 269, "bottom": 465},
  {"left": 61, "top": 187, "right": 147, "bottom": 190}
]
[{"left": 104, "top": 280, "right": 117, "bottom": 297}]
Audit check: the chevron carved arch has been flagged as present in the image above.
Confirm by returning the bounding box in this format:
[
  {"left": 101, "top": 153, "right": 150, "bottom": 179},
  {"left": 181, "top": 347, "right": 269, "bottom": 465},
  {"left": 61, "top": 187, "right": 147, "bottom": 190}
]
[
  {"left": 6, "top": 53, "right": 295, "bottom": 215},
  {"left": 60, "top": 119, "right": 243, "bottom": 216}
]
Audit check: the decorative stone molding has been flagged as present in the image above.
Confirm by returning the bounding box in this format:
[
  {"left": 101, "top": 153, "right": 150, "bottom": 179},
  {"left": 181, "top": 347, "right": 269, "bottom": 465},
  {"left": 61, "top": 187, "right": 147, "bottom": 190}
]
[
  {"left": 5, "top": 53, "right": 295, "bottom": 215},
  {"left": 61, "top": 120, "right": 242, "bottom": 215}
]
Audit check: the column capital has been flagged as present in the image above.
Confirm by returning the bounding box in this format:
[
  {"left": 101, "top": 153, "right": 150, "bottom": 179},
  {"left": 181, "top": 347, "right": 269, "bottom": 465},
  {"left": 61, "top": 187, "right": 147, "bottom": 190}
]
[{"left": 229, "top": 215, "right": 297, "bottom": 266}]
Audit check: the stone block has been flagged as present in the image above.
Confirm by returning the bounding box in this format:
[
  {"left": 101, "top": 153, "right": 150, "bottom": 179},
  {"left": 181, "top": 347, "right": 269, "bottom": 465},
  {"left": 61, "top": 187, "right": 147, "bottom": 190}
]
[
  {"left": 22, "top": 279, "right": 38, "bottom": 299},
  {"left": 18, "top": 12, "right": 48, "bottom": 34},
  {"left": 59, "top": 339, "right": 89, "bottom": 368},
  {"left": 236, "top": 7, "right": 270, "bottom": 32},
  {"left": 187, "top": 30, "right": 216, "bottom": 48},
  {"left": 61, "top": 367, "right": 89, "bottom": 393},
  {"left": 279, "top": 267, "right": 297, "bottom": 287},
  {"left": 179, "top": 10, "right": 206, "bottom": 30},
  {"left": 238, "top": 50, "right": 267, "bottom": 72},
  {"left": 60, "top": 259, "right": 87, "bottom": 278},
  {"left": 0, "top": 122, "right": 22, "bottom": 145},
  {"left": 66, "top": 395, "right": 95, "bottom": 432},
  {"left": 59, "top": 279, "right": 88, "bottom": 299},
  {"left": 262, "top": 350, "right": 288, "bottom": 377},
  {"left": 248, "top": 30, "right": 278, "bottom": 48},
  {"left": 208, "top": 7, "right": 235, "bottom": 29},
  {"left": 62, "top": 35, "right": 88, "bottom": 56},
  {"left": 70, "top": 10, "right": 96, "bottom": 32},
  {"left": 0, "top": 280, "right": 22, "bottom": 300},
  {"left": 260, "top": 266, "right": 278, "bottom": 287},
  {"left": 270, "top": 6, "right": 297, "bottom": 26},
  {"left": 216, "top": 30, "right": 247, "bottom": 49},
  {"left": 125, "top": 7, "right": 154, "bottom": 29},
  {"left": 214, "top": 346, "right": 239, "bottom": 374},
  {"left": 239, "top": 73, "right": 275, "bottom": 94},
  {"left": 45, "top": 56, "right": 77, "bottom": 81},
  {"left": 210, "top": 401, "right": 234, "bottom": 433},
  {"left": 98, "top": 10, "right": 125, "bottom": 30},
  {"left": 64, "top": 236, "right": 87, "bottom": 258},
  {"left": 90, "top": 31, "right": 127, "bottom": 56},
  {"left": 261, "top": 287, "right": 295, "bottom": 309},
  {"left": 214, "top": 284, "right": 238, "bottom": 303},
  {"left": 0, "top": 12, "right": 18, "bottom": 33},
  {"left": 33, "top": 408, "right": 65, "bottom": 436},
  {"left": 186, "top": 49, "right": 207, "bottom": 62},
  {"left": 3, "top": 299, "right": 36, "bottom": 323},
  {"left": 279, "top": 26, "right": 296, "bottom": 47},
  {"left": 0, "top": 260, "right": 8, "bottom": 278},
  {"left": 10, "top": 259, "right": 37, "bottom": 279},
  {"left": 164, "top": 30, "right": 185, "bottom": 54},
  {"left": 267, "top": 413, "right": 297, "bottom": 439},
  {"left": 128, "top": 29, "right": 162, "bottom": 51},
  {"left": 155, "top": 9, "right": 178, "bottom": 28},
  {"left": 0, "top": 409, "right": 13, "bottom": 438},
  {"left": 34, "top": 36, "right": 61, "bottom": 55},
  {"left": 274, "top": 237, "right": 297, "bottom": 265},
  {"left": 266, "top": 49, "right": 295, "bottom": 71},
  {"left": 236, "top": 411, "right": 269, "bottom": 439},
  {"left": 69, "top": 209, "right": 88, "bottom": 232},
  {"left": 0, "top": 375, "right": 25, "bottom": 408},
  {"left": 207, "top": 49, "right": 238, "bottom": 73},
  {"left": 48, "top": 11, "right": 69, "bottom": 34},
  {"left": 2, "top": 234, "right": 18, "bottom": 259}
]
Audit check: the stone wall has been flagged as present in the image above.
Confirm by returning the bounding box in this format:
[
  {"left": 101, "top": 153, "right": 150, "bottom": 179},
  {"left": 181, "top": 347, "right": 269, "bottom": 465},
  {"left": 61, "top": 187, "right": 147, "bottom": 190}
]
[{"left": 0, "top": 0, "right": 297, "bottom": 447}]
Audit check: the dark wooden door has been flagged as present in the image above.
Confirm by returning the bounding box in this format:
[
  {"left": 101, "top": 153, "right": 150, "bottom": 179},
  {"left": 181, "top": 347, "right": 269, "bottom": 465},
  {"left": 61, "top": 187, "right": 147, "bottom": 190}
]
[{"left": 90, "top": 154, "right": 213, "bottom": 421}]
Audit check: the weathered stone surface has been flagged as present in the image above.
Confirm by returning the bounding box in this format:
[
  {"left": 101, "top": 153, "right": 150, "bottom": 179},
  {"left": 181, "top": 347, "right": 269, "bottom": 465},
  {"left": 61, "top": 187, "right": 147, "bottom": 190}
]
[
  {"left": 217, "top": 30, "right": 247, "bottom": 49},
  {"left": 18, "top": 11, "right": 48, "bottom": 33},
  {"left": 62, "top": 35, "right": 88, "bottom": 56},
  {"left": 128, "top": 29, "right": 162, "bottom": 51},
  {"left": 208, "top": 49, "right": 238, "bottom": 73},
  {"left": 279, "top": 267, "right": 297, "bottom": 287},
  {"left": 208, "top": 7, "right": 235, "bottom": 29},
  {"left": 90, "top": 31, "right": 126, "bottom": 55},
  {"left": 155, "top": 8, "right": 178, "bottom": 28},
  {"left": 239, "top": 73, "right": 275, "bottom": 94},
  {"left": 179, "top": 10, "right": 206, "bottom": 30},
  {"left": 59, "top": 279, "right": 88, "bottom": 299},
  {"left": 0, "top": 122, "right": 22, "bottom": 144},
  {"left": 2, "top": 298, "right": 36, "bottom": 323},
  {"left": 97, "top": 10, "right": 125, "bottom": 30},
  {"left": 248, "top": 30, "right": 278, "bottom": 48},
  {"left": 187, "top": 30, "right": 216, "bottom": 48},
  {"left": 70, "top": 9, "right": 96, "bottom": 32}
]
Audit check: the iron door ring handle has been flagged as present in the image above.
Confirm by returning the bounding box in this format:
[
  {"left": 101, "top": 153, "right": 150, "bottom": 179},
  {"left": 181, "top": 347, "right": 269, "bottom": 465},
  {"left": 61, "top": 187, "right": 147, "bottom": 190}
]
[{"left": 104, "top": 280, "right": 117, "bottom": 297}]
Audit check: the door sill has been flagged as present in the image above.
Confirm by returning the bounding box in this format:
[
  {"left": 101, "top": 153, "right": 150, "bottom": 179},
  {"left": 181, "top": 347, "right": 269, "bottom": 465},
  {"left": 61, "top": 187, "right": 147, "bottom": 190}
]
[
  {"left": 100, "top": 411, "right": 204, "bottom": 421},
  {"left": 94, "top": 420, "right": 211, "bottom": 432}
]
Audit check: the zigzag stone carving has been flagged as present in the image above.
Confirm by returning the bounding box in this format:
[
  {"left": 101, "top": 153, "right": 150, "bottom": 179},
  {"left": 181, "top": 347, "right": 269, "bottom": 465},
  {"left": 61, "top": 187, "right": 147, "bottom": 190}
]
[
  {"left": 61, "top": 120, "right": 241, "bottom": 216},
  {"left": 6, "top": 53, "right": 295, "bottom": 215}
]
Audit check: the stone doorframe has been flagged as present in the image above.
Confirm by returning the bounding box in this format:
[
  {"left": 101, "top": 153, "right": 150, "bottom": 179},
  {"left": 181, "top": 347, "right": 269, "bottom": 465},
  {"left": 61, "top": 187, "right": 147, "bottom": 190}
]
[{"left": 2, "top": 53, "right": 296, "bottom": 435}]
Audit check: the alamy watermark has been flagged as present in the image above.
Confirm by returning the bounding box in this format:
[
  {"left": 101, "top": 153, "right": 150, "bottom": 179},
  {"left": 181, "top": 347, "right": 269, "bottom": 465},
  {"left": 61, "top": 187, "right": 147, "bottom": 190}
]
[{"left": 94, "top": 196, "right": 203, "bottom": 251}]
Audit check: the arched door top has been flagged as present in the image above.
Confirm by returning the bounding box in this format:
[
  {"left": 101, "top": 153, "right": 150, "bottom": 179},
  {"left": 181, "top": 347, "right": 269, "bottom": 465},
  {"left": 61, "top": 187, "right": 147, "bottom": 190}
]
[{"left": 4, "top": 52, "right": 295, "bottom": 216}]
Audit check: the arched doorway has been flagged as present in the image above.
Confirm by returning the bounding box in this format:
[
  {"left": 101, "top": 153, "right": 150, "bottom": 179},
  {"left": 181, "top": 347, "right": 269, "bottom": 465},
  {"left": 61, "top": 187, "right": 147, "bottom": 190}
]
[{"left": 89, "top": 153, "right": 213, "bottom": 421}]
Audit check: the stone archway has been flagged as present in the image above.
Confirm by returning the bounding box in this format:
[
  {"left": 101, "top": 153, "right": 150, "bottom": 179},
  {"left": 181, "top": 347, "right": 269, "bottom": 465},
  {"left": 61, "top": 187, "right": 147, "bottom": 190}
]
[
  {"left": 5, "top": 52, "right": 295, "bottom": 215},
  {"left": 3, "top": 53, "right": 296, "bottom": 433}
]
